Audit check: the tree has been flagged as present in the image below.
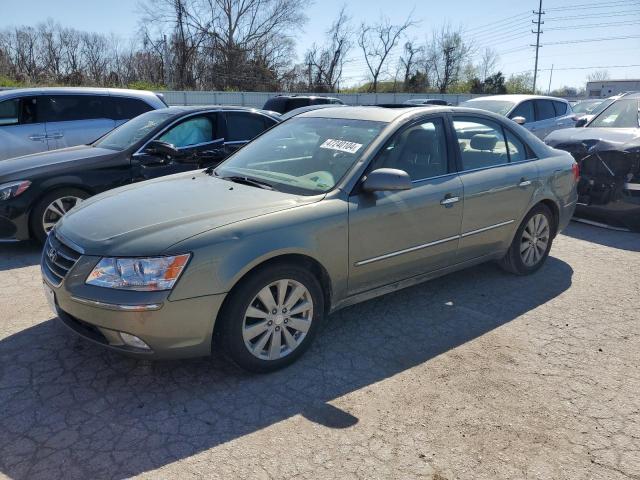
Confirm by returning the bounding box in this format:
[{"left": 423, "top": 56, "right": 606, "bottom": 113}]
[
  {"left": 478, "top": 47, "right": 498, "bottom": 82},
  {"left": 358, "top": 15, "right": 417, "bottom": 92},
  {"left": 399, "top": 40, "right": 422, "bottom": 88},
  {"left": 305, "top": 6, "right": 351, "bottom": 92},
  {"left": 506, "top": 72, "right": 534, "bottom": 94},
  {"left": 587, "top": 69, "right": 610, "bottom": 82},
  {"left": 425, "top": 23, "right": 472, "bottom": 93}
]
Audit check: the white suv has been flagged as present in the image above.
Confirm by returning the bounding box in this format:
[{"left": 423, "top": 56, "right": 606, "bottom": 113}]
[
  {"left": 461, "top": 94, "right": 577, "bottom": 140},
  {"left": 0, "top": 87, "right": 167, "bottom": 160}
]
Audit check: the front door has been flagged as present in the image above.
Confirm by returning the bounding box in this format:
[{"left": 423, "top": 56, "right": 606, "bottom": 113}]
[
  {"left": 0, "top": 96, "right": 48, "bottom": 160},
  {"left": 451, "top": 115, "right": 538, "bottom": 261},
  {"left": 134, "top": 112, "right": 225, "bottom": 180},
  {"left": 348, "top": 116, "right": 463, "bottom": 294}
]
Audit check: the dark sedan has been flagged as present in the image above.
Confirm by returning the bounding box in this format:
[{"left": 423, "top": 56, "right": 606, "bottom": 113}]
[{"left": 0, "top": 106, "right": 279, "bottom": 242}]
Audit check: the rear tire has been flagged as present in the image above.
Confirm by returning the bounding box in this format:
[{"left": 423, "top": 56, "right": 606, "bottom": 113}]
[
  {"left": 500, "top": 204, "right": 555, "bottom": 275},
  {"left": 30, "top": 188, "right": 89, "bottom": 243},
  {"left": 217, "top": 262, "right": 325, "bottom": 373}
]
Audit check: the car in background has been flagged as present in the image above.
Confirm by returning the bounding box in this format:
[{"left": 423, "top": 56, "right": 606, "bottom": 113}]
[
  {"left": 0, "top": 88, "right": 167, "bottom": 161},
  {"left": 574, "top": 92, "right": 637, "bottom": 127},
  {"left": 279, "top": 103, "right": 349, "bottom": 120},
  {"left": 0, "top": 106, "right": 279, "bottom": 242},
  {"left": 460, "top": 94, "right": 576, "bottom": 139},
  {"left": 403, "top": 98, "right": 450, "bottom": 106},
  {"left": 545, "top": 92, "right": 640, "bottom": 231},
  {"left": 571, "top": 99, "right": 604, "bottom": 118},
  {"left": 44, "top": 106, "right": 577, "bottom": 371},
  {"left": 263, "top": 95, "right": 344, "bottom": 114}
]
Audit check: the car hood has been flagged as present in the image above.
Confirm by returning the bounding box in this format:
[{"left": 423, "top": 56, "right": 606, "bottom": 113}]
[
  {"left": 545, "top": 127, "right": 640, "bottom": 150},
  {"left": 0, "top": 145, "right": 118, "bottom": 180},
  {"left": 56, "top": 171, "right": 324, "bottom": 256}
]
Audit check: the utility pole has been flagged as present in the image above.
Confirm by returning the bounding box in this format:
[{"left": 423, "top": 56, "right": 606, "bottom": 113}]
[
  {"left": 531, "top": 0, "right": 544, "bottom": 93},
  {"left": 308, "top": 61, "right": 312, "bottom": 92},
  {"left": 547, "top": 64, "right": 554, "bottom": 94}
]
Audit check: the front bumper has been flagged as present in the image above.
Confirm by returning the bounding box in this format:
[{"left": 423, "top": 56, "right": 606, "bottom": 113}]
[
  {"left": 0, "top": 204, "right": 30, "bottom": 241},
  {"left": 41, "top": 234, "right": 227, "bottom": 359}
]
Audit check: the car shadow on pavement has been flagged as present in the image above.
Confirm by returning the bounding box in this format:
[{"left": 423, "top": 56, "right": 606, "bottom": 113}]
[
  {"left": 0, "top": 257, "right": 573, "bottom": 479},
  {"left": 0, "top": 241, "right": 41, "bottom": 271},
  {"left": 561, "top": 221, "right": 640, "bottom": 252}
]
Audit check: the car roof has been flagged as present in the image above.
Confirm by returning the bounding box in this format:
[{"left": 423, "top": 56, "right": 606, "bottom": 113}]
[
  {"left": 465, "top": 94, "right": 569, "bottom": 103},
  {"left": 0, "top": 87, "right": 161, "bottom": 99},
  {"left": 156, "top": 105, "right": 280, "bottom": 118}
]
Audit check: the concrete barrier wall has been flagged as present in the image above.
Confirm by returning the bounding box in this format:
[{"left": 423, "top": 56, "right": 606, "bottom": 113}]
[{"left": 158, "top": 91, "right": 485, "bottom": 107}]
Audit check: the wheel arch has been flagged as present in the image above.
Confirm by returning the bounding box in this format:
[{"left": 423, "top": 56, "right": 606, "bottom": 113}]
[
  {"left": 212, "top": 252, "right": 333, "bottom": 336},
  {"left": 27, "top": 183, "right": 95, "bottom": 237}
]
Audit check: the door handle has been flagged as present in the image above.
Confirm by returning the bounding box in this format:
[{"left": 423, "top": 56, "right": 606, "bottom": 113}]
[
  {"left": 518, "top": 178, "right": 532, "bottom": 187},
  {"left": 47, "top": 132, "right": 64, "bottom": 139},
  {"left": 29, "top": 134, "right": 46, "bottom": 141},
  {"left": 440, "top": 194, "right": 460, "bottom": 207}
]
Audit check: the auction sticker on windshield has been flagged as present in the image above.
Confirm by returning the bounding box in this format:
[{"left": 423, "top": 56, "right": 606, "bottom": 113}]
[{"left": 320, "top": 139, "right": 363, "bottom": 154}]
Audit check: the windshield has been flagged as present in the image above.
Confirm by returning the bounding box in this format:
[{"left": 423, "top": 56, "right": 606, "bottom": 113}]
[
  {"left": 215, "top": 117, "right": 386, "bottom": 195},
  {"left": 589, "top": 99, "right": 639, "bottom": 128},
  {"left": 94, "top": 110, "right": 174, "bottom": 150},
  {"left": 589, "top": 98, "right": 616, "bottom": 117},
  {"left": 572, "top": 100, "right": 602, "bottom": 114},
  {"left": 460, "top": 99, "right": 515, "bottom": 116}
]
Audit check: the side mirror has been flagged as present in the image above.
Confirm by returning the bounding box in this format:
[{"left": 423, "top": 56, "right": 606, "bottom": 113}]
[
  {"left": 145, "top": 140, "right": 180, "bottom": 157},
  {"left": 575, "top": 118, "right": 588, "bottom": 128},
  {"left": 362, "top": 168, "right": 412, "bottom": 193},
  {"left": 512, "top": 116, "right": 526, "bottom": 125}
]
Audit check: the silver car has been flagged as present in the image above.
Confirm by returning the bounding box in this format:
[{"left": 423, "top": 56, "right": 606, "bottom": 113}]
[
  {"left": 461, "top": 95, "right": 576, "bottom": 139},
  {"left": 44, "top": 106, "right": 578, "bottom": 372},
  {"left": 0, "top": 87, "right": 167, "bottom": 160}
]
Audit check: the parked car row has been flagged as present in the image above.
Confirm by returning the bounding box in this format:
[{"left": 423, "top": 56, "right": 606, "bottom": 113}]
[{"left": 30, "top": 102, "right": 578, "bottom": 371}]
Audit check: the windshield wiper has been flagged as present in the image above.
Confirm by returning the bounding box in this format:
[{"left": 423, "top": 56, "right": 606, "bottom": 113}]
[{"left": 222, "top": 175, "right": 274, "bottom": 190}]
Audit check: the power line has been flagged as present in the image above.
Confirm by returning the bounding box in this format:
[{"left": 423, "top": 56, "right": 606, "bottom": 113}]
[
  {"left": 544, "top": 20, "right": 639, "bottom": 31},
  {"left": 544, "top": 34, "right": 640, "bottom": 45},
  {"left": 545, "top": 10, "right": 640, "bottom": 21},
  {"left": 463, "top": 11, "right": 531, "bottom": 33},
  {"left": 546, "top": 0, "right": 640, "bottom": 11}
]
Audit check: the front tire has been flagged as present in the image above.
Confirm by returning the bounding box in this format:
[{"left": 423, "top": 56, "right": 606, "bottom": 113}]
[
  {"left": 500, "top": 204, "right": 555, "bottom": 275},
  {"left": 30, "top": 188, "right": 89, "bottom": 243},
  {"left": 218, "top": 263, "right": 325, "bottom": 373}
]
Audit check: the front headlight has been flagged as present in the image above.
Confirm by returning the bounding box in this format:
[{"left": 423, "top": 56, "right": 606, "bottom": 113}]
[
  {"left": 0, "top": 180, "right": 31, "bottom": 201},
  {"left": 86, "top": 254, "right": 190, "bottom": 291}
]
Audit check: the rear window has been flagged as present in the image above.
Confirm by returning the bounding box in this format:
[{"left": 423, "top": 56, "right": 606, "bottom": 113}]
[
  {"left": 106, "top": 97, "right": 153, "bottom": 120},
  {"left": 553, "top": 101, "right": 568, "bottom": 116},
  {"left": 285, "top": 98, "right": 310, "bottom": 112},
  {"left": 225, "top": 112, "right": 270, "bottom": 142},
  {"left": 535, "top": 100, "right": 556, "bottom": 121}
]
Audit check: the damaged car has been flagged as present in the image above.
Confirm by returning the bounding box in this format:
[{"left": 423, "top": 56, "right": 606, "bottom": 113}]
[{"left": 545, "top": 92, "right": 640, "bottom": 231}]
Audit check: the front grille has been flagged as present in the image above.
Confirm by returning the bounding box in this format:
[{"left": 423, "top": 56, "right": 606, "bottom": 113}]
[{"left": 42, "top": 233, "right": 82, "bottom": 286}]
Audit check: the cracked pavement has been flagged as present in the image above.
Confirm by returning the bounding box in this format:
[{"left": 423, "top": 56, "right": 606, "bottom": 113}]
[{"left": 0, "top": 222, "right": 638, "bottom": 479}]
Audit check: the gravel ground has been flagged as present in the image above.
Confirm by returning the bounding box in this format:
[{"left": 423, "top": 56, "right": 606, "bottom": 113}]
[{"left": 0, "top": 222, "right": 638, "bottom": 480}]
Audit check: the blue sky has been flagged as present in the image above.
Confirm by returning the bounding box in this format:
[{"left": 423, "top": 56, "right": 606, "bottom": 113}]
[{"left": 2, "top": 0, "right": 639, "bottom": 90}]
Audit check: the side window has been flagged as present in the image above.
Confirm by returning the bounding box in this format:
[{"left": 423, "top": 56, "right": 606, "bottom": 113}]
[
  {"left": 225, "top": 112, "right": 268, "bottom": 142},
  {"left": 453, "top": 116, "right": 509, "bottom": 170},
  {"left": 509, "top": 101, "right": 534, "bottom": 123},
  {"left": 41, "top": 95, "right": 106, "bottom": 122},
  {"left": 504, "top": 129, "right": 531, "bottom": 163},
  {"left": 0, "top": 99, "right": 19, "bottom": 126},
  {"left": 106, "top": 97, "right": 153, "bottom": 120},
  {"left": 285, "top": 98, "right": 308, "bottom": 111},
  {"left": 535, "top": 100, "right": 556, "bottom": 121},
  {"left": 158, "top": 115, "right": 215, "bottom": 148},
  {"left": 374, "top": 117, "right": 449, "bottom": 181},
  {"left": 553, "top": 101, "right": 568, "bottom": 116}
]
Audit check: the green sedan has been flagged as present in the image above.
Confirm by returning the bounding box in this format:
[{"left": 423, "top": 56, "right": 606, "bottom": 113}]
[{"left": 42, "top": 106, "right": 578, "bottom": 372}]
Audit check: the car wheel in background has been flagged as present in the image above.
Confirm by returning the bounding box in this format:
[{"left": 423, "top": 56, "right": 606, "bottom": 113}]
[
  {"left": 499, "top": 204, "right": 555, "bottom": 275},
  {"left": 218, "top": 262, "right": 325, "bottom": 373},
  {"left": 30, "top": 188, "right": 90, "bottom": 243}
]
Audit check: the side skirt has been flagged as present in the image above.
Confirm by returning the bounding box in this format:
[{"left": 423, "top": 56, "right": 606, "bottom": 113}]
[{"left": 330, "top": 251, "right": 506, "bottom": 313}]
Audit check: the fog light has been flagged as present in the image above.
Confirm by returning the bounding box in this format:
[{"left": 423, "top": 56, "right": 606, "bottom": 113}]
[{"left": 119, "top": 332, "right": 151, "bottom": 350}]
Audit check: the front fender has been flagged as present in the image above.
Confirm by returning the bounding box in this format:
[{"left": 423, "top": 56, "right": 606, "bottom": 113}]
[{"left": 167, "top": 198, "right": 349, "bottom": 302}]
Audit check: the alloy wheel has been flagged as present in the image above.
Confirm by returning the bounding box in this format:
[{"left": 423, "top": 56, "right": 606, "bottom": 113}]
[
  {"left": 242, "top": 279, "right": 314, "bottom": 360},
  {"left": 520, "top": 213, "right": 550, "bottom": 267},
  {"left": 42, "top": 196, "right": 83, "bottom": 234}
]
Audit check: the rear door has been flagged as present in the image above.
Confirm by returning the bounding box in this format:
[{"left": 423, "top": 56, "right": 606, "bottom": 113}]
[
  {"left": 451, "top": 114, "right": 538, "bottom": 261},
  {"left": 221, "top": 111, "right": 277, "bottom": 156},
  {"left": 347, "top": 115, "right": 463, "bottom": 294},
  {"left": 552, "top": 100, "right": 576, "bottom": 131},
  {"left": 0, "top": 96, "right": 47, "bottom": 160},
  {"left": 41, "top": 94, "right": 116, "bottom": 149}
]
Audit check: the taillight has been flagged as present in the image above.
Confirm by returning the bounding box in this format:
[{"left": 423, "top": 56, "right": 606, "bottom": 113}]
[{"left": 572, "top": 162, "right": 580, "bottom": 182}]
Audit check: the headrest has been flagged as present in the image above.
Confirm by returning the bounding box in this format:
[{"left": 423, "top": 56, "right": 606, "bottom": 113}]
[
  {"left": 470, "top": 134, "right": 498, "bottom": 151},
  {"left": 403, "top": 128, "right": 436, "bottom": 154}
]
